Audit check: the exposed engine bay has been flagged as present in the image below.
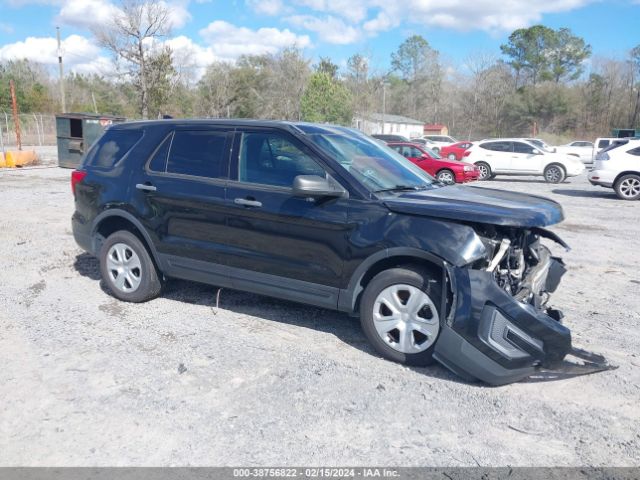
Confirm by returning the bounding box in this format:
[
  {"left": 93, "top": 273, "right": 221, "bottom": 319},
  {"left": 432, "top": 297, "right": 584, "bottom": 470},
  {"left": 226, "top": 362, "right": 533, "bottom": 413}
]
[{"left": 474, "top": 225, "right": 568, "bottom": 311}]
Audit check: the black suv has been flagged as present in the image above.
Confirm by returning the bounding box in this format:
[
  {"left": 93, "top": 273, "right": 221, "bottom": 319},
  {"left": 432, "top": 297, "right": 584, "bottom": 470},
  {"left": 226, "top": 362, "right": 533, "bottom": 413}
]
[{"left": 72, "top": 119, "right": 585, "bottom": 385}]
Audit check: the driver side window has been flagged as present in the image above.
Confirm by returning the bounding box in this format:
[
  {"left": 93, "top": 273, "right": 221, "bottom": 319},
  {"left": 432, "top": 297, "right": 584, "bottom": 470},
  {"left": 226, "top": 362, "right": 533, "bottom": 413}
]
[{"left": 238, "top": 132, "right": 325, "bottom": 187}]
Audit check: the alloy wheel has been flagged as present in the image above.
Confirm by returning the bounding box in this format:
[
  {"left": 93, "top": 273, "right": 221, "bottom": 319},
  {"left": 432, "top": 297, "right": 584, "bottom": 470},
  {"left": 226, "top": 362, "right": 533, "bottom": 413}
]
[
  {"left": 619, "top": 177, "right": 640, "bottom": 199},
  {"left": 545, "top": 166, "right": 562, "bottom": 183},
  {"left": 106, "top": 243, "right": 142, "bottom": 293},
  {"left": 372, "top": 284, "right": 440, "bottom": 354},
  {"left": 437, "top": 171, "right": 455, "bottom": 184}
]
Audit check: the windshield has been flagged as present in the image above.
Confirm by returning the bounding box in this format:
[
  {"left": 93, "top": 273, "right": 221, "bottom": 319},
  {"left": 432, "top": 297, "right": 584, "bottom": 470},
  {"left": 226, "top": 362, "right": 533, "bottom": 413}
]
[
  {"left": 305, "top": 128, "right": 437, "bottom": 192},
  {"left": 528, "top": 139, "right": 553, "bottom": 152}
]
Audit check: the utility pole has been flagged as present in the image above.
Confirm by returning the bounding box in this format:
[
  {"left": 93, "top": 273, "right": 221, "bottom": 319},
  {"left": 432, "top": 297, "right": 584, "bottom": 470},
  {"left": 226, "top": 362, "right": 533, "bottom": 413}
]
[
  {"left": 381, "top": 80, "right": 387, "bottom": 134},
  {"left": 9, "top": 80, "right": 21, "bottom": 150},
  {"left": 57, "top": 26, "right": 66, "bottom": 113}
]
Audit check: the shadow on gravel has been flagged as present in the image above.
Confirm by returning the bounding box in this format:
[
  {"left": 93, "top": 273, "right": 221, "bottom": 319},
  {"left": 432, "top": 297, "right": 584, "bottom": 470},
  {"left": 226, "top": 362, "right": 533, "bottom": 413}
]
[
  {"left": 552, "top": 188, "right": 617, "bottom": 199},
  {"left": 488, "top": 178, "right": 558, "bottom": 185},
  {"left": 73, "top": 252, "right": 101, "bottom": 280},
  {"left": 71, "top": 254, "right": 488, "bottom": 385}
]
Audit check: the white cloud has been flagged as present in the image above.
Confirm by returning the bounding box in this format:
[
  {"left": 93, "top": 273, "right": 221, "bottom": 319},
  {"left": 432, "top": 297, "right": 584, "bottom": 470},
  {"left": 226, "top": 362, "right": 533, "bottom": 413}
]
[
  {"left": 0, "top": 34, "right": 110, "bottom": 74},
  {"left": 199, "top": 20, "right": 311, "bottom": 60},
  {"left": 286, "top": 15, "right": 360, "bottom": 44},
  {"left": 56, "top": 0, "right": 119, "bottom": 28},
  {"left": 245, "top": 0, "right": 285, "bottom": 15},
  {"left": 56, "top": 0, "right": 190, "bottom": 30},
  {"left": 248, "top": 0, "right": 594, "bottom": 38}
]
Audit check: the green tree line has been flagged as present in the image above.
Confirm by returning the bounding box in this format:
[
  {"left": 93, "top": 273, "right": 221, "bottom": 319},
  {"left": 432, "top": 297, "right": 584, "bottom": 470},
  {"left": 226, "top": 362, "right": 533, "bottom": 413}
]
[{"left": 1, "top": 24, "right": 639, "bottom": 140}]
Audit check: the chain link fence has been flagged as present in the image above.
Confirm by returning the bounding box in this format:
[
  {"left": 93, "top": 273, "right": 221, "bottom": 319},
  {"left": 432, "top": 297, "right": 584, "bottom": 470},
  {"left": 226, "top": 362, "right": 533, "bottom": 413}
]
[{"left": 0, "top": 113, "right": 57, "bottom": 149}]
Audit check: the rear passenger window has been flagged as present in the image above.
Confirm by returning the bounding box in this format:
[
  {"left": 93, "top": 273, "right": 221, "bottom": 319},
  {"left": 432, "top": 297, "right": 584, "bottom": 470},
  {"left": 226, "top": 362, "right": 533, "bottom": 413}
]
[
  {"left": 85, "top": 129, "right": 143, "bottom": 168},
  {"left": 598, "top": 140, "right": 610, "bottom": 149},
  {"left": 167, "top": 130, "right": 228, "bottom": 178},
  {"left": 627, "top": 147, "right": 640, "bottom": 156},
  {"left": 148, "top": 134, "right": 172, "bottom": 172},
  {"left": 481, "top": 141, "right": 511, "bottom": 152}
]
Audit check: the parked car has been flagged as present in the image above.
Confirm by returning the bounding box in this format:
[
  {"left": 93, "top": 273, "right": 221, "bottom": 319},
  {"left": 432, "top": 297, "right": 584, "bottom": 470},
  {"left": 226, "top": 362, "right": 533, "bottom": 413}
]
[
  {"left": 408, "top": 137, "right": 437, "bottom": 149},
  {"left": 520, "top": 138, "right": 556, "bottom": 153},
  {"left": 71, "top": 119, "right": 602, "bottom": 385},
  {"left": 439, "top": 141, "right": 473, "bottom": 161},
  {"left": 588, "top": 138, "right": 640, "bottom": 200},
  {"left": 422, "top": 135, "right": 458, "bottom": 152},
  {"left": 555, "top": 141, "right": 595, "bottom": 165},
  {"left": 593, "top": 137, "right": 629, "bottom": 163},
  {"left": 372, "top": 134, "right": 410, "bottom": 143},
  {"left": 387, "top": 141, "right": 479, "bottom": 183},
  {"left": 463, "top": 138, "right": 585, "bottom": 183}
]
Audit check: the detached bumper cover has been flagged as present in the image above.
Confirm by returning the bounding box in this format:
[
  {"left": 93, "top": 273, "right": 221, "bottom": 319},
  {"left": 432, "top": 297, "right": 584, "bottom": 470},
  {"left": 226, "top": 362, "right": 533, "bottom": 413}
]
[{"left": 433, "top": 255, "right": 614, "bottom": 385}]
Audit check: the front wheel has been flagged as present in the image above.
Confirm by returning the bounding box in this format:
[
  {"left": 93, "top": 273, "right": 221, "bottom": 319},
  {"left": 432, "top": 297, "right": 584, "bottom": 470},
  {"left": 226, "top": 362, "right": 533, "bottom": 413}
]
[
  {"left": 475, "top": 161, "right": 492, "bottom": 180},
  {"left": 614, "top": 174, "right": 640, "bottom": 200},
  {"left": 544, "top": 164, "right": 566, "bottom": 183},
  {"left": 447, "top": 153, "right": 457, "bottom": 161},
  {"left": 436, "top": 169, "right": 456, "bottom": 184},
  {"left": 360, "top": 267, "right": 442, "bottom": 366},
  {"left": 100, "top": 230, "right": 162, "bottom": 302}
]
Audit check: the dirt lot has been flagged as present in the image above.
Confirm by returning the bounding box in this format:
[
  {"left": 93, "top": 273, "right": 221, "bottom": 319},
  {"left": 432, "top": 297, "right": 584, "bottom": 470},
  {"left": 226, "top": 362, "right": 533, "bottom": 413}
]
[{"left": 0, "top": 165, "right": 639, "bottom": 466}]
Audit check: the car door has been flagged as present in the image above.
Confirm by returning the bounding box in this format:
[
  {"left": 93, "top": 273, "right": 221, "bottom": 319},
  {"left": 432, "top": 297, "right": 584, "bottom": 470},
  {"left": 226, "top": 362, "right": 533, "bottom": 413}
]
[
  {"left": 510, "top": 141, "right": 544, "bottom": 173},
  {"left": 130, "top": 125, "right": 233, "bottom": 280},
  {"left": 222, "top": 127, "right": 353, "bottom": 308},
  {"left": 478, "top": 141, "right": 512, "bottom": 172}
]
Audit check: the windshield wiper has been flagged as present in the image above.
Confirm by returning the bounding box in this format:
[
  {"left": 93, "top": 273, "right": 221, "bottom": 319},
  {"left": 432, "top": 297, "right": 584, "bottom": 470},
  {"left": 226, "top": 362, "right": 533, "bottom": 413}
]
[{"left": 374, "top": 185, "right": 427, "bottom": 193}]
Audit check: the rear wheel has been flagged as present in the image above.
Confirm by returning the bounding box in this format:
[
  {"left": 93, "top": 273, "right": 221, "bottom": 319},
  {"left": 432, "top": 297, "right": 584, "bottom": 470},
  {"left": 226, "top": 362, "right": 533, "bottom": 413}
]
[
  {"left": 614, "top": 174, "right": 640, "bottom": 200},
  {"left": 360, "top": 267, "right": 442, "bottom": 366},
  {"left": 475, "top": 161, "right": 492, "bottom": 180},
  {"left": 544, "top": 164, "right": 566, "bottom": 183},
  {"left": 436, "top": 169, "right": 456, "bottom": 184},
  {"left": 100, "top": 230, "right": 162, "bottom": 302}
]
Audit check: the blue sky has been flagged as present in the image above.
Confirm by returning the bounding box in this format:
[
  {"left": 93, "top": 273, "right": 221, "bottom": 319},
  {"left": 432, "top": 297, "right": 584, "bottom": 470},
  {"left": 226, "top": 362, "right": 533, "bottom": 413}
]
[{"left": 0, "top": 0, "right": 638, "bottom": 78}]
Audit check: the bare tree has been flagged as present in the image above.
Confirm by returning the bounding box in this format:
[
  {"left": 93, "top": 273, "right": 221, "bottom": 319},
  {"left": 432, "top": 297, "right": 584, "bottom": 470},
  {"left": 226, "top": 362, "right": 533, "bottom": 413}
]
[{"left": 93, "top": 0, "right": 171, "bottom": 119}]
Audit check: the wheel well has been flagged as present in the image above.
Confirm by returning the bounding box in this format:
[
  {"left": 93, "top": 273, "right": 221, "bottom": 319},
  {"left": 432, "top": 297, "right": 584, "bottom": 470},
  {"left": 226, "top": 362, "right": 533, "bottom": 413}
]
[
  {"left": 545, "top": 162, "right": 565, "bottom": 172},
  {"left": 353, "top": 256, "right": 447, "bottom": 315},
  {"left": 613, "top": 171, "right": 640, "bottom": 186},
  {"left": 94, "top": 216, "right": 158, "bottom": 268}
]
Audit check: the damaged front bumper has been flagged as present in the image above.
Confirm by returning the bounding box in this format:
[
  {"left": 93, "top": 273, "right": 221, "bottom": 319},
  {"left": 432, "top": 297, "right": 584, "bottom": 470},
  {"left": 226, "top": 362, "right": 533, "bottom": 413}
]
[{"left": 433, "top": 242, "right": 614, "bottom": 385}]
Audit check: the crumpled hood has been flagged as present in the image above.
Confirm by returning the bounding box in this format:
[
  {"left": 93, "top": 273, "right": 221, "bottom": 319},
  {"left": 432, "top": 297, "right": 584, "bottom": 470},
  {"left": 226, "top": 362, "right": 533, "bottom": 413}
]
[{"left": 383, "top": 185, "right": 564, "bottom": 227}]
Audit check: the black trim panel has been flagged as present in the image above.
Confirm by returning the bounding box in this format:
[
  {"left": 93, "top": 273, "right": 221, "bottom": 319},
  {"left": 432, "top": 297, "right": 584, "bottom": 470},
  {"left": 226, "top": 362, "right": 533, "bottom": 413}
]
[{"left": 159, "top": 254, "right": 339, "bottom": 310}]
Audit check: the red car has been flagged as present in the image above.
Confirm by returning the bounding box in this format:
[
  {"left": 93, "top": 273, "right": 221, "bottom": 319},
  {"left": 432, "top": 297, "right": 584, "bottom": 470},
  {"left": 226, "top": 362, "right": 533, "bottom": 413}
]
[
  {"left": 439, "top": 141, "right": 473, "bottom": 161},
  {"left": 387, "top": 142, "right": 480, "bottom": 184}
]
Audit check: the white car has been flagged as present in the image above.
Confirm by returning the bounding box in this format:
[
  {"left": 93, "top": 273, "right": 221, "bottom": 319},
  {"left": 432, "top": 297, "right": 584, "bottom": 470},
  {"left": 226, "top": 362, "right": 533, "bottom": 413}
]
[
  {"left": 423, "top": 134, "right": 458, "bottom": 152},
  {"left": 592, "top": 137, "right": 628, "bottom": 164},
  {"left": 554, "top": 141, "right": 594, "bottom": 164},
  {"left": 588, "top": 139, "right": 640, "bottom": 200},
  {"left": 464, "top": 138, "right": 585, "bottom": 183}
]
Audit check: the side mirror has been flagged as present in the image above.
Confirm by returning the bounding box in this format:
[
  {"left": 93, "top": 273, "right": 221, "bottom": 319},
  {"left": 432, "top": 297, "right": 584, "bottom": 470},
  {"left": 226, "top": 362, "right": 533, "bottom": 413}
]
[
  {"left": 421, "top": 153, "right": 429, "bottom": 160},
  {"left": 533, "top": 149, "right": 542, "bottom": 155},
  {"left": 293, "top": 175, "right": 347, "bottom": 198}
]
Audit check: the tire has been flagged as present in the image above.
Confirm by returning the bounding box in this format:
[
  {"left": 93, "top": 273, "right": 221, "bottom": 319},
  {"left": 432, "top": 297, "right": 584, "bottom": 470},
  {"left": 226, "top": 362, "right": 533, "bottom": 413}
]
[
  {"left": 543, "top": 164, "right": 566, "bottom": 184},
  {"left": 614, "top": 174, "right": 640, "bottom": 200},
  {"left": 433, "top": 147, "right": 440, "bottom": 154},
  {"left": 360, "top": 266, "right": 442, "bottom": 366},
  {"left": 99, "top": 230, "right": 162, "bottom": 303},
  {"left": 436, "top": 169, "right": 456, "bottom": 184},
  {"left": 475, "top": 161, "right": 492, "bottom": 180},
  {"left": 447, "top": 153, "right": 457, "bottom": 161}
]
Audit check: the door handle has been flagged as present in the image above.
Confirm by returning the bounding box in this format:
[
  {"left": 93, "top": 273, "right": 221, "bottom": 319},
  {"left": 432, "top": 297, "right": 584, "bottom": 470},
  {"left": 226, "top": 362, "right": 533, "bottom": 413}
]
[
  {"left": 136, "top": 183, "right": 157, "bottom": 192},
  {"left": 234, "top": 198, "right": 262, "bottom": 208}
]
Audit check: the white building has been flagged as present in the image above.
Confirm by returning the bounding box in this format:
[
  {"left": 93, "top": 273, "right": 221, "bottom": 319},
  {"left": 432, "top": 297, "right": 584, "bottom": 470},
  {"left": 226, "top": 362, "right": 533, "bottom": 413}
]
[{"left": 353, "top": 113, "right": 424, "bottom": 139}]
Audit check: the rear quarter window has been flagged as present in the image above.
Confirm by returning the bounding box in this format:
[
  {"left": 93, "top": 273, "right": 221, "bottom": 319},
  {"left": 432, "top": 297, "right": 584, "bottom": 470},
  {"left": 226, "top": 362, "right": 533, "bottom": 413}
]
[{"left": 84, "top": 129, "right": 143, "bottom": 168}]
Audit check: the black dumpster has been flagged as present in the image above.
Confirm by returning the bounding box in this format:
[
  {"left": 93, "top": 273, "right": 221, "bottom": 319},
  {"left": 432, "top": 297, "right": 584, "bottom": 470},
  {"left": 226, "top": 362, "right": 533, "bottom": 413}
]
[{"left": 56, "top": 113, "right": 126, "bottom": 168}]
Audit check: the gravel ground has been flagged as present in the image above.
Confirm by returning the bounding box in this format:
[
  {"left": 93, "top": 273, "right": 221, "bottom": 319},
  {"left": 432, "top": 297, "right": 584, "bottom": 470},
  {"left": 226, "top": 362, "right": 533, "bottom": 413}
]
[{"left": 0, "top": 166, "right": 638, "bottom": 467}]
